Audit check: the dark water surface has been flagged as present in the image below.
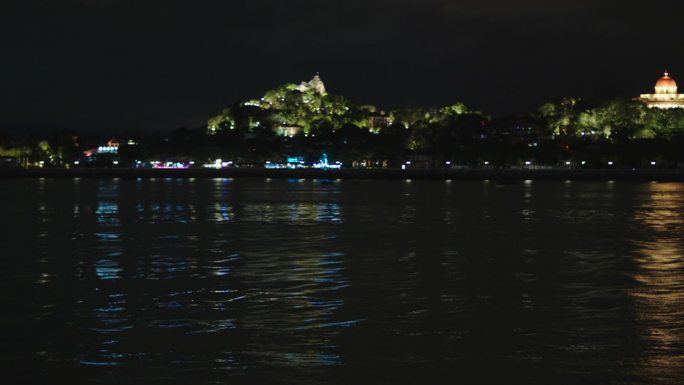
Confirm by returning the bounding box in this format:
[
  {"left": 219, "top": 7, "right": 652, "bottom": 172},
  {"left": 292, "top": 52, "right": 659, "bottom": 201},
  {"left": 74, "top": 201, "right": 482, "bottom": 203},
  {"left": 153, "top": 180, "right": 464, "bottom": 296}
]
[{"left": 1, "top": 178, "right": 683, "bottom": 384}]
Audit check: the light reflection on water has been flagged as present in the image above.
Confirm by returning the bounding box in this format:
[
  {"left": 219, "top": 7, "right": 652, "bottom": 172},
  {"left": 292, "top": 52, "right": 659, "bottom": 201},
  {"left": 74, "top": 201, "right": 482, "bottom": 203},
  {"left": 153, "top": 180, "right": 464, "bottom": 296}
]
[
  {"left": 630, "top": 183, "right": 684, "bottom": 384},
  {"left": 0, "top": 179, "right": 683, "bottom": 384}
]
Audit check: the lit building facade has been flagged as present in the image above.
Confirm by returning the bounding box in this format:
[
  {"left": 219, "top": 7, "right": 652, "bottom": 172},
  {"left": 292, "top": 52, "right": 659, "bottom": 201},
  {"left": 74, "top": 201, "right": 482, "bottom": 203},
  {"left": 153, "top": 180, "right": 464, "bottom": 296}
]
[{"left": 637, "top": 71, "right": 684, "bottom": 109}]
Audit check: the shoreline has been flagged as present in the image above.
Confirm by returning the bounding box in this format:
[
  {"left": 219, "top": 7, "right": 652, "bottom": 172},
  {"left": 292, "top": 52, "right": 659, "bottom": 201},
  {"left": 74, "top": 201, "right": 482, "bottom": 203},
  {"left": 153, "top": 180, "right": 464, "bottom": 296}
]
[{"left": 1, "top": 168, "right": 684, "bottom": 181}]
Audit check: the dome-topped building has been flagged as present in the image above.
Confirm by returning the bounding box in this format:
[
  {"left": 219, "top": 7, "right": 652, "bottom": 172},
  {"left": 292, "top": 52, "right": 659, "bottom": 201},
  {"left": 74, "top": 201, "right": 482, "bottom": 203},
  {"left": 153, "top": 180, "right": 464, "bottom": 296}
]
[{"left": 637, "top": 71, "right": 684, "bottom": 109}]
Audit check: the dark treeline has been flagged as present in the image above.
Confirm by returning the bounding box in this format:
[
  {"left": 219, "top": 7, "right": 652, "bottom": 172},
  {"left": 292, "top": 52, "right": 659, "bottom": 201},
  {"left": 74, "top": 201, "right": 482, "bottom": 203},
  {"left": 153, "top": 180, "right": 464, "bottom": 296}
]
[{"left": 2, "top": 77, "right": 684, "bottom": 169}]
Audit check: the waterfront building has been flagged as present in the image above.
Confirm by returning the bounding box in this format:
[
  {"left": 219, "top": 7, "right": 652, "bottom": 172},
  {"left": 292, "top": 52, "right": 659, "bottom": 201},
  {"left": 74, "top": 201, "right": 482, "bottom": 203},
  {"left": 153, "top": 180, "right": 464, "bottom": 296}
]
[
  {"left": 83, "top": 138, "right": 120, "bottom": 157},
  {"left": 637, "top": 71, "right": 684, "bottom": 109}
]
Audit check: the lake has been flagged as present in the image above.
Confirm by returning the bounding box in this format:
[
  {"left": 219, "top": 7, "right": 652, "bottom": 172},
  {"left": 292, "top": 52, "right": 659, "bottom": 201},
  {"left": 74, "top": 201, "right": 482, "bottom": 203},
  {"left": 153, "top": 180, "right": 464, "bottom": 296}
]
[{"left": 1, "top": 178, "right": 683, "bottom": 384}]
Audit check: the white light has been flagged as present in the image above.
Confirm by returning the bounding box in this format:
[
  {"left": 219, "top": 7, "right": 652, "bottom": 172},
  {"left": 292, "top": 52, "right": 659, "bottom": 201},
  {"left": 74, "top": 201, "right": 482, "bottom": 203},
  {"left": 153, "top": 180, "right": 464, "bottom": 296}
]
[
  {"left": 445, "top": 161, "right": 451, "bottom": 165},
  {"left": 405, "top": 161, "right": 411, "bottom": 165},
  {"left": 484, "top": 161, "right": 490, "bottom": 165},
  {"left": 401, "top": 165, "right": 406, "bottom": 170},
  {"left": 651, "top": 161, "right": 657, "bottom": 165},
  {"left": 608, "top": 161, "right": 613, "bottom": 165},
  {"left": 525, "top": 161, "right": 532, "bottom": 165},
  {"left": 73, "top": 161, "right": 80, "bottom": 165},
  {"left": 112, "top": 161, "right": 119, "bottom": 165},
  {"left": 581, "top": 161, "right": 586, "bottom": 165},
  {"left": 565, "top": 161, "right": 571, "bottom": 165}
]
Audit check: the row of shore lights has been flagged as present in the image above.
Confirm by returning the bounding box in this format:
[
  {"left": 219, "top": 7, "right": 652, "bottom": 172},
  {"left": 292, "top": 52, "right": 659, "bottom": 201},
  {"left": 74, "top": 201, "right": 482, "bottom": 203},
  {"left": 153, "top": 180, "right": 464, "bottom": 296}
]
[
  {"left": 63, "top": 159, "right": 656, "bottom": 168},
  {"left": 402, "top": 160, "right": 659, "bottom": 168}
]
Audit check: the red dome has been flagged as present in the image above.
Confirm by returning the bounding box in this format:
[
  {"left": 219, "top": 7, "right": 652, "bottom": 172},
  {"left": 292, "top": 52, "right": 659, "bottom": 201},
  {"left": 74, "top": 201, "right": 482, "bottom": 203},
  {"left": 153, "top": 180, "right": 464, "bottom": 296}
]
[
  {"left": 656, "top": 73, "right": 677, "bottom": 89},
  {"left": 654, "top": 72, "right": 678, "bottom": 94}
]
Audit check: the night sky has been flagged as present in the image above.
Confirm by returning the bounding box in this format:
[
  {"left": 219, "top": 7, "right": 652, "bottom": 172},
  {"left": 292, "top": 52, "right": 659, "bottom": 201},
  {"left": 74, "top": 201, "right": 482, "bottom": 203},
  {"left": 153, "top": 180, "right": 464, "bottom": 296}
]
[{"left": 3, "top": 0, "right": 684, "bottom": 133}]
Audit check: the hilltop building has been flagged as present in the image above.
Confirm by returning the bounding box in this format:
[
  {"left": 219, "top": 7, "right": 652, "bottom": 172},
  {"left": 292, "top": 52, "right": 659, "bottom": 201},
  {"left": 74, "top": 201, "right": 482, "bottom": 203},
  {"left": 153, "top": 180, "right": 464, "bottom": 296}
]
[
  {"left": 637, "top": 71, "right": 684, "bottom": 109},
  {"left": 297, "top": 73, "right": 326, "bottom": 95}
]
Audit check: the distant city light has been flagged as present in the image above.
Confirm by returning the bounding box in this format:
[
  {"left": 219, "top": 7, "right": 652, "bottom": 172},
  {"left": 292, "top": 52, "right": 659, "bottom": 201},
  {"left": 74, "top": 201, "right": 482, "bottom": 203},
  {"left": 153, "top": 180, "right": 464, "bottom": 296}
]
[
  {"left": 152, "top": 161, "right": 190, "bottom": 169},
  {"left": 565, "top": 161, "right": 571, "bottom": 165},
  {"left": 651, "top": 161, "right": 657, "bottom": 165},
  {"left": 608, "top": 161, "right": 614, "bottom": 165},
  {"left": 525, "top": 161, "right": 532, "bottom": 165},
  {"left": 203, "top": 158, "right": 233, "bottom": 169},
  {"left": 97, "top": 146, "right": 118, "bottom": 154}
]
